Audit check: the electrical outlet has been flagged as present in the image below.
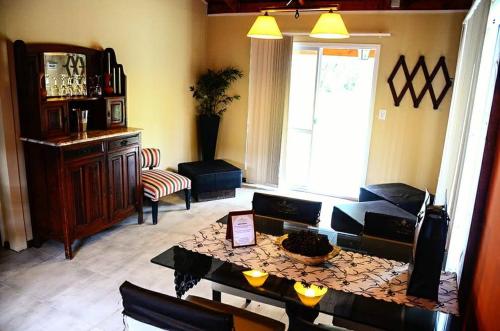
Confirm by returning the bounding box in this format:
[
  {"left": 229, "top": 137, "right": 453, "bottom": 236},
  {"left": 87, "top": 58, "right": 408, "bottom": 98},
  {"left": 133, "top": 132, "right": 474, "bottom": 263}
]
[{"left": 378, "top": 109, "right": 387, "bottom": 120}]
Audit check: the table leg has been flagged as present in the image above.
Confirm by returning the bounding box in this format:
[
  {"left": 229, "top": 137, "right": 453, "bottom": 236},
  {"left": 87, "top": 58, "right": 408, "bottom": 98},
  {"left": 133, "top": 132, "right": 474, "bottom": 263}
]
[
  {"left": 212, "top": 289, "right": 222, "bottom": 302},
  {"left": 285, "top": 302, "right": 319, "bottom": 331}
]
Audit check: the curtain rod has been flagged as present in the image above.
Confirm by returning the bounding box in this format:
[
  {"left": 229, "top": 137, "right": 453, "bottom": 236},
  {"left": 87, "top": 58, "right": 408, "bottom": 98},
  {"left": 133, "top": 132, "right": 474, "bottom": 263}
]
[{"left": 283, "top": 32, "right": 392, "bottom": 37}]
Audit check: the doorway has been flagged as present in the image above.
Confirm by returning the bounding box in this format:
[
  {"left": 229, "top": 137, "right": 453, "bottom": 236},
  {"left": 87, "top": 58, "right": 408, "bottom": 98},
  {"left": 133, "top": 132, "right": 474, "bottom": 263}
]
[{"left": 283, "top": 43, "right": 380, "bottom": 199}]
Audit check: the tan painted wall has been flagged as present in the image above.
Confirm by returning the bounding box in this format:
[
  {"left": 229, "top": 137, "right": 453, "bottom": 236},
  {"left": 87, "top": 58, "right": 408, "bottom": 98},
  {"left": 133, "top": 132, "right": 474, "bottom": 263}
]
[
  {"left": 0, "top": 0, "right": 207, "bottom": 248},
  {"left": 0, "top": 0, "right": 207, "bottom": 169},
  {"left": 207, "top": 12, "right": 465, "bottom": 192}
]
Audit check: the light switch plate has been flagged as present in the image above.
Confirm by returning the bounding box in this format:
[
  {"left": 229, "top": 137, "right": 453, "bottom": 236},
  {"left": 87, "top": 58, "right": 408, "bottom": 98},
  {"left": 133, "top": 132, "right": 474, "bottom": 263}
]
[
  {"left": 391, "top": 0, "right": 401, "bottom": 8},
  {"left": 378, "top": 109, "right": 387, "bottom": 120}
]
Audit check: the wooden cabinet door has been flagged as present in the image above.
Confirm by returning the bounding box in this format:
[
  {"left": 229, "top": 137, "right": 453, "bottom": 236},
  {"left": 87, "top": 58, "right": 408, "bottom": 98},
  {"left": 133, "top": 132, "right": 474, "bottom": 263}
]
[
  {"left": 65, "top": 155, "right": 108, "bottom": 238},
  {"left": 43, "top": 101, "right": 69, "bottom": 138},
  {"left": 108, "top": 146, "right": 139, "bottom": 222},
  {"left": 106, "top": 97, "right": 126, "bottom": 128}
]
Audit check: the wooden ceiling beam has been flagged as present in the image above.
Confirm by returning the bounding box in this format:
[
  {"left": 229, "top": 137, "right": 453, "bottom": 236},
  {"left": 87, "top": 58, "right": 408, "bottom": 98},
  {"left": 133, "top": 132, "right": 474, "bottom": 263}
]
[
  {"left": 206, "top": 0, "right": 472, "bottom": 14},
  {"left": 207, "top": 0, "right": 384, "bottom": 14},
  {"left": 223, "top": 0, "right": 239, "bottom": 12}
]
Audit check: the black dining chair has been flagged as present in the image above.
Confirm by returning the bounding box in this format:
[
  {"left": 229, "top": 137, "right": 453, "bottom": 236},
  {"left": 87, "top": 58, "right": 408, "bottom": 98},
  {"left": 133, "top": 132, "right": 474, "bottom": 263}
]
[
  {"left": 119, "top": 281, "right": 285, "bottom": 331},
  {"left": 252, "top": 192, "right": 322, "bottom": 226}
]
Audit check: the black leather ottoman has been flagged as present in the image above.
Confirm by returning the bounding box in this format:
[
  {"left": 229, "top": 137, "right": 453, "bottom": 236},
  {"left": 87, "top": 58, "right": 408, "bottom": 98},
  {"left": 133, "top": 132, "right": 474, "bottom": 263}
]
[
  {"left": 178, "top": 160, "right": 242, "bottom": 202},
  {"left": 331, "top": 201, "right": 417, "bottom": 243},
  {"left": 359, "top": 183, "right": 432, "bottom": 216}
]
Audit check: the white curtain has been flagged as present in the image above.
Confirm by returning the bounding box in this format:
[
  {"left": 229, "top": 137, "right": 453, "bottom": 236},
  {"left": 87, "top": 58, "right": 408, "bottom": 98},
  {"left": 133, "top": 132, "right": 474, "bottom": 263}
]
[
  {"left": 245, "top": 36, "right": 293, "bottom": 186},
  {"left": 435, "top": 0, "right": 490, "bottom": 207},
  {"left": 435, "top": 0, "right": 500, "bottom": 276}
]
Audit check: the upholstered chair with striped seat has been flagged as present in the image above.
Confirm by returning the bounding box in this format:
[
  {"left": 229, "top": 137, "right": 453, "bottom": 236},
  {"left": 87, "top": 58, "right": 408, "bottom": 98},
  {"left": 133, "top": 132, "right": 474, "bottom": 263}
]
[{"left": 141, "top": 148, "right": 191, "bottom": 224}]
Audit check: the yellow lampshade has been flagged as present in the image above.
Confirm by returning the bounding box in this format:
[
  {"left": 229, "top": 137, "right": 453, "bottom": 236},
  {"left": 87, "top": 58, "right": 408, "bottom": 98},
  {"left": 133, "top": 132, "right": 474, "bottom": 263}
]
[
  {"left": 310, "top": 11, "right": 349, "bottom": 39},
  {"left": 294, "top": 282, "right": 328, "bottom": 307},
  {"left": 243, "top": 270, "right": 269, "bottom": 287},
  {"left": 247, "top": 13, "right": 283, "bottom": 39}
]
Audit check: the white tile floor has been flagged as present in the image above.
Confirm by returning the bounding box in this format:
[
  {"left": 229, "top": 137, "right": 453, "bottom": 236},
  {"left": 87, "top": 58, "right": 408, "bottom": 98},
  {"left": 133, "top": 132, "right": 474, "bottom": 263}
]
[{"left": 0, "top": 187, "right": 348, "bottom": 331}]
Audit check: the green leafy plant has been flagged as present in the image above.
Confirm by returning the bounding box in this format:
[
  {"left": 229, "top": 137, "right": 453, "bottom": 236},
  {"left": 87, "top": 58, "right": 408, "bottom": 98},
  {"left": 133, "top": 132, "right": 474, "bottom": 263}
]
[{"left": 190, "top": 67, "right": 243, "bottom": 117}]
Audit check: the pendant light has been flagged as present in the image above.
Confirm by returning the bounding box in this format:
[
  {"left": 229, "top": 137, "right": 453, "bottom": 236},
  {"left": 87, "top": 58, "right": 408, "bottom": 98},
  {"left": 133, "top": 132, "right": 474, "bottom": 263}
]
[
  {"left": 247, "top": 12, "right": 283, "bottom": 39},
  {"left": 310, "top": 9, "right": 349, "bottom": 39}
]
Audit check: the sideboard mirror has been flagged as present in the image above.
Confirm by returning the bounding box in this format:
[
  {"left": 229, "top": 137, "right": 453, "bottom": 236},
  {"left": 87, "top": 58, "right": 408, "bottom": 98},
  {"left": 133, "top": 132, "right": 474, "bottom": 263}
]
[{"left": 44, "top": 52, "right": 87, "bottom": 97}]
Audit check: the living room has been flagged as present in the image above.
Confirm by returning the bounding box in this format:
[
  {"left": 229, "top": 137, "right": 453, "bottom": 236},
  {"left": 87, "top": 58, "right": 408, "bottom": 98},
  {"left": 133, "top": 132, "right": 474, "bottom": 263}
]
[{"left": 0, "top": 0, "right": 499, "bottom": 330}]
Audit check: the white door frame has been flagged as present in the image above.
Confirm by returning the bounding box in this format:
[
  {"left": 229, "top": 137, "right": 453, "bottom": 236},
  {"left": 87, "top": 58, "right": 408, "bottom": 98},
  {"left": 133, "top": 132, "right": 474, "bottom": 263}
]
[
  {"left": 283, "top": 42, "right": 381, "bottom": 197},
  {"left": 444, "top": 0, "right": 499, "bottom": 275}
]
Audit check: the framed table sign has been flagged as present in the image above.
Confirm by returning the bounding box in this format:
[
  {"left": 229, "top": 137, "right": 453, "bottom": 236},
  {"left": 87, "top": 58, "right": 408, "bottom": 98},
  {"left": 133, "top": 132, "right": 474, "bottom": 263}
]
[{"left": 226, "top": 210, "right": 256, "bottom": 248}]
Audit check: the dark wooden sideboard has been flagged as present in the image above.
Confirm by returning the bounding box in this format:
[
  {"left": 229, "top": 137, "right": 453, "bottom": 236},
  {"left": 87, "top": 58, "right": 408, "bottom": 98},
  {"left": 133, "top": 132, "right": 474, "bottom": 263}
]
[{"left": 13, "top": 41, "right": 142, "bottom": 259}]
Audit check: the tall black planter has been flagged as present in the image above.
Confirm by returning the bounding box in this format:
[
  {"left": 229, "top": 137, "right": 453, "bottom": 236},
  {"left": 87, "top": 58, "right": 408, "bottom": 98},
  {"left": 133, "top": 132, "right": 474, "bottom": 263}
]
[{"left": 197, "top": 115, "right": 220, "bottom": 161}]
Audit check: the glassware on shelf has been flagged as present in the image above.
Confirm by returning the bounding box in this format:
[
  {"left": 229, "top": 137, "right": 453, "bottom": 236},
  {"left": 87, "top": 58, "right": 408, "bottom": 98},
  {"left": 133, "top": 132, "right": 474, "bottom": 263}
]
[
  {"left": 73, "top": 108, "right": 88, "bottom": 132},
  {"left": 60, "top": 74, "right": 68, "bottom": 97},
  {"left": 88, "top": 76, "right": 95, "bottom": 97},
  {"left": 51, "top": 75, "right": 59, "bottom": 97},
  {"left": 72, "top": 75, "right": 81, "bottom": 96},
  {"left": 45, "top": 74, "right": 52, "bottom": 97},
  {"left": 75, "top": 75, "right": 81, "bottom": 96},
  {"left": 95, "top": 75, "right": 102, "bottom": 96},
  {"left": 87, "top": 75, "right": 102, "bottom": 97},
  {"left": 81, "top": 76, "right": 87, "bottom": 96},
  {"left": 88, "top": 76, "right": 94, "bottom": 97}
]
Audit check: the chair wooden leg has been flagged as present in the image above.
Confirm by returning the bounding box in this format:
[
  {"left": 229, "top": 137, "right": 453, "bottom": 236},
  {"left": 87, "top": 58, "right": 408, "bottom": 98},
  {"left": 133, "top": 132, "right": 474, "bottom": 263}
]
[
  {"left": 138, "top": 203, "right": 144, "bottom": 224},
  {"left": 138, "top": 185, "right": 144, "bottom": 224},
  {"left": 152, "top": 200, "right": 159, "bottom": 225},
  {"left": 184, "top": 189, "right": 191, "bottom": 210}
]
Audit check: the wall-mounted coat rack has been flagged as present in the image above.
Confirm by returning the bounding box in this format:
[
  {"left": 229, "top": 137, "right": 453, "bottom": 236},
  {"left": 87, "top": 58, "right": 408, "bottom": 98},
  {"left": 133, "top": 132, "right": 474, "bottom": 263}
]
[{"left": 388, "top": 55, "right": 452, "bottom": 110}]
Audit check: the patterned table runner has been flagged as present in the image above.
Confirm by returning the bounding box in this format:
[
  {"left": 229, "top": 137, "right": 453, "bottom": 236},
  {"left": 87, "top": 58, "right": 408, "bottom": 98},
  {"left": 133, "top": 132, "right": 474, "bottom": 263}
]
[{"left": 178, "top": 223, "right": 459, "bottom": 315}]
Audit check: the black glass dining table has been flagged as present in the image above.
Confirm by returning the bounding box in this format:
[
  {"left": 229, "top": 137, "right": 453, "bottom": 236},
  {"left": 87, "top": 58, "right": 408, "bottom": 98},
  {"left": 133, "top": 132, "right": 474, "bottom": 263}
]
[{"left": 151, "top": 215, "right": 458, "bottom": 331}]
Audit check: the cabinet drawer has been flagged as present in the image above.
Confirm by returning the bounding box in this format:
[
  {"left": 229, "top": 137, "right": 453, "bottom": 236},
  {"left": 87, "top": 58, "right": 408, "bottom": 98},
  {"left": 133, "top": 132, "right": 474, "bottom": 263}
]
[
  {"left": 64, "top": 143, "right": 104, "bottom": 160},
  {"left": 108, "top": 135, "right": 140, "bottom": 151}
]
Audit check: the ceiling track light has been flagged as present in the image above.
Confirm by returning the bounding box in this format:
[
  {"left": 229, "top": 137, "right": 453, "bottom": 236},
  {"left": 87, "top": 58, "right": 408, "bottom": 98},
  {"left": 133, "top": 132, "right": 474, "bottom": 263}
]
[
  {"left": 247, "top": 5, "right": 349, "bottom": 40},
  {"left": 247, "top": 12, "right": 284, "bottom": 39},
  {"left": 309, "top": 9, "right": 349, "bottom": 39}
]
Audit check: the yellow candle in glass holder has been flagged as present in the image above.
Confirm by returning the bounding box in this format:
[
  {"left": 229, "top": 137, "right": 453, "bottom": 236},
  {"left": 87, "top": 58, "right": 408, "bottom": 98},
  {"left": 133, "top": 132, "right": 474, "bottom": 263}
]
[
  {"left": 242, "top": 270, "right": 269, "bottom": 287},
  {"left": 305, "top": 288, "right": 316, "bottom": 297},
  {"left": 294, "top": 282, "right": 328, "bottom": 307}
]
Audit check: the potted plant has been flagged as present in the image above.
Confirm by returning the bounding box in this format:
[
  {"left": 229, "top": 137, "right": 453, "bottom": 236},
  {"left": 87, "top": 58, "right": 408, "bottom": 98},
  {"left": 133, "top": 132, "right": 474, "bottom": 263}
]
[{"left": 190, "top": 67, "right": 243, "bottom": 161}]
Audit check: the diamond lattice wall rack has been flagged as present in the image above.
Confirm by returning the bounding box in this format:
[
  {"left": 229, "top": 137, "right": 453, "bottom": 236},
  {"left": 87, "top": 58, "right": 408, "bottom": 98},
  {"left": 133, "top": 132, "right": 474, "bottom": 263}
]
[{"left": 388, "top": 55, "right": 453, "bottom": 110}]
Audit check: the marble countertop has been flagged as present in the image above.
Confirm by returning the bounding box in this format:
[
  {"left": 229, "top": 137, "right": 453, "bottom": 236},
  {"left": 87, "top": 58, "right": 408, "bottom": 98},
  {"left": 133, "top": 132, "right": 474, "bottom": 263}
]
[{"left": 20, "top": 127, "right": 142, "bottom": 147}]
